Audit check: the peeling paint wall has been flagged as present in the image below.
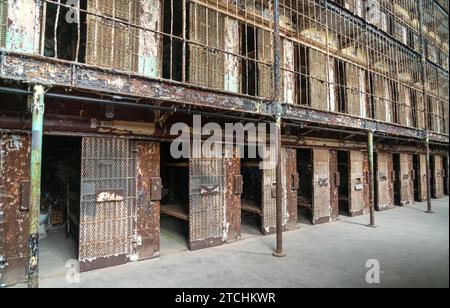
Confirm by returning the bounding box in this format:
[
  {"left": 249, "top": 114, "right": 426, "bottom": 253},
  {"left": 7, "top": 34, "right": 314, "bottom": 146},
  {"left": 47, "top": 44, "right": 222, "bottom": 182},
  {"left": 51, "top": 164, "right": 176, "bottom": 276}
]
[
  {"left": 224, "top": 17, "right": 240, "bottom": 93},
  {"left": 139, "top": 0, "right": 161, "bottom": 78},
  {"left": 0, "top": 134, "right": 30, "bottom": 286},
  {"left": 282, "top": 39, "right": 295, "bottom": 105},
  {"left": 5, "top": 0, "right": 41, "bottom": 53}
]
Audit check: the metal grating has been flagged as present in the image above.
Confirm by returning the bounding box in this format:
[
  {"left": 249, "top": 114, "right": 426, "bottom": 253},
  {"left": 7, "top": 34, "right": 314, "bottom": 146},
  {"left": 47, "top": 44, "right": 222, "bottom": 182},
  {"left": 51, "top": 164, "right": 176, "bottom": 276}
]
[
  {"left": 0, "top": 0, "right": 7, "bottom": 48},
  {"left": 189, "top": 158, "right": 226, "bottom": 243},
  {"left": 189, "top": 2, "right": 226, "bottom": 90},
  {"left": 86, "top": 0, "right": 140, "bottom": 72},
  {"left": 79, "top": 137, "right": 136, "bottom": 262}
]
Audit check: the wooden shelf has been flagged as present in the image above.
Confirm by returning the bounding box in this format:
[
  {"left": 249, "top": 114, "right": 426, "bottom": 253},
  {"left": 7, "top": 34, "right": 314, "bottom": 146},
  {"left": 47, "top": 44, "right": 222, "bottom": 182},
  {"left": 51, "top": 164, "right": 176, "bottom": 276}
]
[
  {"left": 241, "top": 199, "right": 262, "bottom": 215},
  {"left": 298, "top": 196, "right": 312, "bottom": 208},
  {"left": 161, "top": 163, "right": 189, "bottom": 168},
  {"left": 161, "top": 203, "right": 189, "bottom": 221}
]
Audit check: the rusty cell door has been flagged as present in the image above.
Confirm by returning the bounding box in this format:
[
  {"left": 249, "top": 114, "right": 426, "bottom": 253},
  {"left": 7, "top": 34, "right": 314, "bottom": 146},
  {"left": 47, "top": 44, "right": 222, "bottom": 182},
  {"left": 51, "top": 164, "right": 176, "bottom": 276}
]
[
  {"left": 79, "top": 137, "right": 136, "bottom": 272},
  {"left": 189, "top": 157, "right": 226, "bottom": 250},
  {"left": 0, "top": 134, "right": 31, "bottom": 286},
  {"left": 376, "top": 152, "right": 394, "bottom": 210},
  {"left": 261, "top": 146, "right": 276, "bottom": 235},
  {"left": 349, "top": 151, "right": 367, "bottom": 216},
  {"left": 311, "top": 149, "right": 332, "bottom": 224}
]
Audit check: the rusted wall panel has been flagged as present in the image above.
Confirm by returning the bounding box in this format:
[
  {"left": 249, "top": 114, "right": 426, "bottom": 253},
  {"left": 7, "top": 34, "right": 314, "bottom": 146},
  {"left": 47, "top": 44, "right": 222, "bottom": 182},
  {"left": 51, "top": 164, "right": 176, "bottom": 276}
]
[
  {"left": 312, "top": 149, "right": 331, "bottom": 224},
  {"left": 225, "top": 147, "right": 241, "bottom": 242},
  {"left": 0, "top": 134, "right": 30, "bottom": 286},
  {"left": 376, "top": 152, "right": 394, "bottom": 210},
  {"left": 349, "top": 151, "right": 366, "bottom": 216},
  {"left": 399, "top": 154, "right": 414, "bottom": 206},
  {"left": 135, "top": 141, "right": 160, "bottom": 260}
]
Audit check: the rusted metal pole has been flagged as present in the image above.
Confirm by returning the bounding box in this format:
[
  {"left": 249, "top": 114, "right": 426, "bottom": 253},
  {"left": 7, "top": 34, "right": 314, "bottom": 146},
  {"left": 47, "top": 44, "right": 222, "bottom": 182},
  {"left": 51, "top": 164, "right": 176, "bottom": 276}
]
[
  {"left": 425, "top": 133, "right": 434, "bottom": 214},
  {"left": 28, "top": 85, "right": 45, "bottom": 288},
  {"left": 367, "top": 131, "right": 377, "bottom": 227},
  {"left": 418, "top": 0, "right": 433, "bottom": 214},
  {"left": 273, "top": 0, "right": 285, "bottom": 258}
]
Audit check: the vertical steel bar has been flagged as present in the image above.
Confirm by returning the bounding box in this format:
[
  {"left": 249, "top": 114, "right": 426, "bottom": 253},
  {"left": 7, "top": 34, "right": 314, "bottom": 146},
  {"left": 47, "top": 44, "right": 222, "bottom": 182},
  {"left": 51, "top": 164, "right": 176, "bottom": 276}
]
[
  {"left": 28, "top": 85, "right": 45, "bottom": 289},
  {"left": 368, "top": 130, "right": 376, "bottom": 227},
  {"left": 419, "top": 0, "right": 433, "bottom": 214},
  {"left": 273, "top": 0, "right": 285, "bottom": 258}
]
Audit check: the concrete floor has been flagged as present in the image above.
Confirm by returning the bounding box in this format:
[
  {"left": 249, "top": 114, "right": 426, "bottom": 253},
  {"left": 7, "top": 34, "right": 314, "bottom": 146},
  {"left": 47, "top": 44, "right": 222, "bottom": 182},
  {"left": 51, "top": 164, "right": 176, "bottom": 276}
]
[{"left": 27, "top": 197, "right": 450, "bottom": 288}]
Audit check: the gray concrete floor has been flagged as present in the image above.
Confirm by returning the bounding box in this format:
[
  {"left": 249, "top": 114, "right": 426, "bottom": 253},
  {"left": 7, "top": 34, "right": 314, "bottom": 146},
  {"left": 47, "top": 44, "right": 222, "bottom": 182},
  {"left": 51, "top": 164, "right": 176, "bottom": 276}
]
[{"left": 31, "top": 197, "right": 450, "bottom": 288}]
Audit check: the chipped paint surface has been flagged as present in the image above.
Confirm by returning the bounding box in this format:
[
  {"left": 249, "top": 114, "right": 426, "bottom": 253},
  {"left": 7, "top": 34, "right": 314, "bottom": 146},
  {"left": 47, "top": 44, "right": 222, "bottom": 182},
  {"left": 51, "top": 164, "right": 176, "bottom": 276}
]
[
  {"left": 139, "top": 0, "right": 161, "bottom": 78},
  {"left": 134, "top": 141, "right": 160, "bottom": 260},
  {"left": 0, "top": 134, "right": 30, "bottom": 286},
  {"left": 5, "top": 0, "right": 40, "bottom": 53},
  {"left": 224, "top": 18, "right": 240, "bottom": 93}
]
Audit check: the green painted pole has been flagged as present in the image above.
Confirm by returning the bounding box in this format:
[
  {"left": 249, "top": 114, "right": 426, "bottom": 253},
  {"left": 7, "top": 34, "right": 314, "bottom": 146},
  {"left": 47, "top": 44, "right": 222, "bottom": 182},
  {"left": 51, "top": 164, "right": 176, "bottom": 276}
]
[
  {"left": 368, "top": 131, "right": 376, "bottom": 228},
  {"left": 28, "top": 85, "right": 45, "bottom": 288}
]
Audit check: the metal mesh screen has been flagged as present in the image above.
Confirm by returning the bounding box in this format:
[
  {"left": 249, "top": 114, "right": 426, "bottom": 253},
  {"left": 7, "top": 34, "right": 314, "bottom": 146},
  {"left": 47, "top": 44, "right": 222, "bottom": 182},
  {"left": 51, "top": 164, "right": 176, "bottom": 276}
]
[
  {"left": 189, "top": 158, "right": 226, "bottom": 242},
  {"left": 86, "top": 0, "right": 140, "bottom": 72},
  {"left": 80, "top": 137, "right": 136, "bottom": 261},
  {"left": 0, "top": 0, "right": 7, "bottom": 48},
  {"left": 189, "top": 3, "right": 226, "bottom": 90}
]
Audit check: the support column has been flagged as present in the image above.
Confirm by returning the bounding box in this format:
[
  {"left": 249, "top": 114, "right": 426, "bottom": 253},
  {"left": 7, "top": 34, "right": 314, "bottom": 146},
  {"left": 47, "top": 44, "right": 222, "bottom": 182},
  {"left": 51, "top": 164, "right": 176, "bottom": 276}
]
[
  {"left": 419, "top": 0, "right": 433, "bottom": 214},
  {"left": 273, "top": 0, "right": 285, "bottom": 258},
  {"left": 28, "top": 85, "right": 45, "bottom": 288},
  {"left": 425, "top": 133, "right": 433, "bottom": 214},
  {"left": 368, "top": 131, "right": 376, "bottom": 227}
]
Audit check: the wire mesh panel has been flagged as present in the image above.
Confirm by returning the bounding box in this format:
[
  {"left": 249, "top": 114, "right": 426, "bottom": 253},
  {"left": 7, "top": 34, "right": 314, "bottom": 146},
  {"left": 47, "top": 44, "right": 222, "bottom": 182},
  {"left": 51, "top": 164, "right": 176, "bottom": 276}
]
[
  {"left": 189, "top": 158, "right": 226, "bottom": 249},
  {"left": 189, "top": 3, "right": 226, "bottom": 90},
  {"left": 0, "top": 0, "right": 7, "bottom": 48},
  {"left": 86, "top": 0, "right": 140, "bottom": 72},
  {"left": 80, "top": 137, "right": 135, "bottom": 266}
]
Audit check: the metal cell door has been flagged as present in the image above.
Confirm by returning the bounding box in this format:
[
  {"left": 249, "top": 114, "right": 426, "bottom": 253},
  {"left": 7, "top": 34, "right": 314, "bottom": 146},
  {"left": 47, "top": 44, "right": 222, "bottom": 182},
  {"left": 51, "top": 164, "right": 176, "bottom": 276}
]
[
  {"left": 312, "top": 149, "right": 331, "bottom": 224},
  {"left": 79, "top": 137, "right": 135, "bottom": 272},
  {"left": 261, "top": 147, "right": 277, "bottom": 235},
  {"left": 376, "top": 152, "right": 393, "bottom": 210},
  {"left": 349, "top": 151, "right": 365, "bottom": 216},
  {"left": 189, "top": 158, "right": 226, "bottom": 250}
]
